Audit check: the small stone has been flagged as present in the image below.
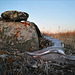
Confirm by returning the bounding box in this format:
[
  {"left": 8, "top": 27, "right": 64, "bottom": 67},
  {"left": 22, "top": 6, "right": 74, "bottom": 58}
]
[{"left": 1, "top": 10, "right": 29, "bottom": 22}]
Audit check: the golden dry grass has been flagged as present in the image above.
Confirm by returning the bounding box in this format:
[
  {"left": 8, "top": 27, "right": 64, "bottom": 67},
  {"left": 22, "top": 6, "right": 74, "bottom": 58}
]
[{"left": 50, "top": 31, "right": 75, "bottom": 47}]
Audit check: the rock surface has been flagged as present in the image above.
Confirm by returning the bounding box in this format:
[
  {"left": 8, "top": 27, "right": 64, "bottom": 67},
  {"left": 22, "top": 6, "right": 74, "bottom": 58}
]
[
  {"left": 0, "top": 21, "right": 39, "bottom": 51},
  {"left": 1, "top": 11, "right": 29, "bottom": 21}
]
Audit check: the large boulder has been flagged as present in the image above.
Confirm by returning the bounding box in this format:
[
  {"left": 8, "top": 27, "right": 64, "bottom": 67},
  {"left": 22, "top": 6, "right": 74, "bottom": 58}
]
[
  {"left": 0, "top": 11, "right": 42, "bottom": 75},
  {"left": 1, "top": 11, "right": 29, "bottom": 22},
  {"left": 0, "top": 21, "right": 39, "bottom": 51}
]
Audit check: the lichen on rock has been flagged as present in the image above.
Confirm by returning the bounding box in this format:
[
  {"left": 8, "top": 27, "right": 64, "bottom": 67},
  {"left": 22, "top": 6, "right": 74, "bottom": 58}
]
[
  {"left": 1, "top": 10, "right": 29, "bottom": 22},
  {"left": 0, "top": 21, "right": 40, "bottom": 51}
]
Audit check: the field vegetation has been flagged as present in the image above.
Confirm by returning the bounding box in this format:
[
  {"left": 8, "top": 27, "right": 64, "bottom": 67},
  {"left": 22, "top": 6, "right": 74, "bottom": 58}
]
[{"left": 43, "top": 31, "right": 75, "bottom": 55}]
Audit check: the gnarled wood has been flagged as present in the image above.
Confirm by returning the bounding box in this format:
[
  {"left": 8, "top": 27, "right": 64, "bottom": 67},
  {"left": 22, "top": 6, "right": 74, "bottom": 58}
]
[{"left": 27, "top": 35, "right": 75, "bottom": 67}]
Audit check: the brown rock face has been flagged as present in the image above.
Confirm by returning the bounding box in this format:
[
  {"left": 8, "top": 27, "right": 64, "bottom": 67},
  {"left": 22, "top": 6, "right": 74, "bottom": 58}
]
[{"left": 0, "top": 21, "right": 39, "bottom": 51}]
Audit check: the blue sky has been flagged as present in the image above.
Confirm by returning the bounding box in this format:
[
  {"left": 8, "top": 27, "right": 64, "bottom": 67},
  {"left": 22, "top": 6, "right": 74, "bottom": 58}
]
[{"left": 0, "top": 0, "right": 75, "bottom": 33}]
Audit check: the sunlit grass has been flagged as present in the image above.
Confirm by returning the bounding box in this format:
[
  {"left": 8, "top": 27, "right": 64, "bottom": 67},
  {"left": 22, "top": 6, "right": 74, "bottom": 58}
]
[{"left": 42, "top": 30, "right": 75, "bottom": 36}]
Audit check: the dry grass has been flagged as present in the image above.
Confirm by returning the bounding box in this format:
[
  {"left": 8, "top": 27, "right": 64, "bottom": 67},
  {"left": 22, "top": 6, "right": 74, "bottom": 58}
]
[
  {"left": 50, "top": 31, "right": 75, "bottom": 47},
  {"left": 42, "top": 31, "right": 75, "bottom": 55}
]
